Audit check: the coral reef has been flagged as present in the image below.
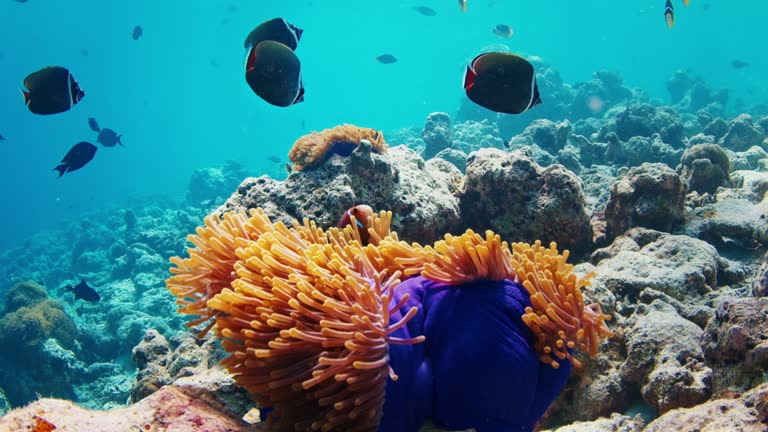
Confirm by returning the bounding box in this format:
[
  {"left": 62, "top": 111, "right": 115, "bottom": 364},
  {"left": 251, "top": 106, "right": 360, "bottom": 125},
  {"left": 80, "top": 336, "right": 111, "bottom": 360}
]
[
  {"left": 0, "top": 385, "right": 261, "bottom": 432},
  {"left": 721, "top": 114, "right": 766, "bottom": 152},
  {"left": 604, "top": 163, "right": 687, "bottom": 240},
  {"left": 755, "top": 253, "right": 768, "bottom": 297},
  {"left": 620, "top": 301, "right": 713, "bottom": 414},
  {"left": 421, "top": 112, "right": 453, "bottom": 159},
  {"left": 221, "top": 141, "right": 461, "bottom": 244},
  {"left": 643, "top": 383, "right": 768, "bottom": 432},
  {"left": 593, "top": 231, "right": 719, "bottom": 302},
  {"left": 166, "top": 208, "right": 611, "bottom": 431},
  {"left": 185, "top": 160, "right": 248, "bottom": 207},
  {"left": 288, "top": 124, "right": 387, "bottom": 171},
  {"left": 0, "top": 282, "right": 80, "bottom": 406},
  {"left": 597, "top": 104, "right": 685, "bottom": 149},
  {"left": 677, "top": 144, "right": 731, "bottom": 194},
  {"left": 130, "top": 329, "right": 252, "bottom": 415},
  {"left": 681, "top": 176, "right": 768, "bottom": 251},
  {"left": 458, "top": 148, "right": 593, "bottom": 253},
  {"left": 701, "top": 298, "right": 768, "bottom": 391},
  {"left": 3, "top": 58, "right": 768, "bottom": 431},
  {"left": 451, "top": 118, "right": 505, "bottom": 154},
  {"left": 506, "top": 119, "right": 572, "bottom": 155},
  {"left": 666, "top": 69, "right": 728, "bottom": 114}
]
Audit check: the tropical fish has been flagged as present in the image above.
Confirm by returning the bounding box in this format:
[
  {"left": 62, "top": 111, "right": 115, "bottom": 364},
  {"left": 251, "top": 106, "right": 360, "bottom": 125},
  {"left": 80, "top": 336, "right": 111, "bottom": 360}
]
[
  {"left": 413, "top": 6, "right": 436, "bottom": 16},
  {"left": 337, "top": 205, "right": 374, "bottom": 245},
  {"left": 0, "top": 134, "right": 5, "bottom": 141},
  {"left": 463, "top": 52, "right": 542, "bottom": 114},
  {"left": 22, "top": 66, "right": 85, "bottom": 115},
  {"left": 97, "top": 128, "right": 123, "bottom": 147},
  {"left": 245, "top": 40, "right": 304, "bottom": 107},
  {"left": 244, "top": 18, "right": 303, "bottom": 51},
  {"left": 54, "top": 142, "right": 97, "bottom": 177},
  {"left": 267, "top": 155, "right": 281, "bottom": 163},
  {"left": 458, "top": 0, "right": 467, "bottom": 12},
  {"left": 132, "top": 25, "right": 143, "bottom": 40},
  {"left": 731, "top": 60, "right": 749, "bottom": 69},
  {"left": 492, "top": 24, "right": 514, "bottom": 38},
  {"left": 376, "top": 54, "right": 398, "bottom": 64},
  {"left": 88, "top": 117, "right": 101, "bottom": 132},
  {"left": 665, "top": 0, "right": 674, "bottom": 28},
  {"left": 66, "top": 279, "right": 100, "bottom": 302},
  {"left": 683, "top": 0, "right": 689, "bottom": 6}
]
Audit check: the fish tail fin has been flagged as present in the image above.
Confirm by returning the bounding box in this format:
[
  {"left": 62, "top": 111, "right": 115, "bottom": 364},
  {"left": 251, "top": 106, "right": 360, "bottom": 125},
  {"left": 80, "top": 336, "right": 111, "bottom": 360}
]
[
  {"left": 21, "top": 89, "right": 31, "bottom": 105},
  {"left": 53, "top": 164, "right": 68, "bottom": 178},
  {"left": 117, "top": 135, "right": 124, "bottom": 146},
  {"left": 463, "top": 65, "right": 477, "bottom": 90}
]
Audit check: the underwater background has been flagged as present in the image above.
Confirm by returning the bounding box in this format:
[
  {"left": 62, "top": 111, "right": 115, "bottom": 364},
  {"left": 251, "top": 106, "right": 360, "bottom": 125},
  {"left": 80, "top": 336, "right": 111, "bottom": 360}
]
[
  {"left": 0, "top": 0, "right": 766, "bottom": 250},
  {"left": 2, "top": 0, "right": 768, "bottom": 431}
]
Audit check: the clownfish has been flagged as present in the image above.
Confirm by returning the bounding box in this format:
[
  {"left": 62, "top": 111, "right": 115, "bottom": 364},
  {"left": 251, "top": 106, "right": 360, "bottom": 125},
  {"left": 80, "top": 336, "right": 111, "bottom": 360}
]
[{"left": 337, "top": 205, "right": 374, "bottom": 244}]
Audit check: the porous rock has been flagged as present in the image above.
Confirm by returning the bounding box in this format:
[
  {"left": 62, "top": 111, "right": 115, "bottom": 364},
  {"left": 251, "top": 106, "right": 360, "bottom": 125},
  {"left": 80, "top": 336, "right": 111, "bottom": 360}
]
[
  {"left": 754, "top": 252, "right": 768, "bottom": 297},
  {"left": 677, "top": 144, "right": 731, "bottom": 194},
  {"left": 451, "top": 119, "right": 505, "bottom": 154},
  {"left": 507, "top": 119, "right": 572, "bottom": 155},
  {"left": 604, "top": 163, "right": 686, "bottom": 239},
  {"left": 130, "top": 330, "right": 253, "bottom": 416},
  {"left": 550, "top": 413, "right": 645, "bottom": 432},
  {"left": 433, "top": 148, "right": 468, "bottom": 173},
  {"left": 598, "top": 104, "right": 685, "bottom": 149},
  {"left": 620, "top": 300, "right": 713, "bottom": 414},
  {"left": 221, "top": 142, "right": 461, "bottom": 244},
  {"left": 701, "top": 297, "right": 768, "bottom": 390},
  {"left": 594, "top": 232, "right": 718, "bottom": 301},
  {"left": 644, "top": 383, "right": 768, "bottom": 432},
  {"left": 721, "top": 114, "right": 766, "bottom": 152},
  {"left": 421, "top": 112, "right": 453, "bottom": 160},
  {"left": 681, "top": 185, "right": 768, "bottom": 251},
  {"left": 0, "top": 385, "right": 262, "bottom": 432},
  {"left": 458, "top": 148, "right": 592, "bottom": 253}
]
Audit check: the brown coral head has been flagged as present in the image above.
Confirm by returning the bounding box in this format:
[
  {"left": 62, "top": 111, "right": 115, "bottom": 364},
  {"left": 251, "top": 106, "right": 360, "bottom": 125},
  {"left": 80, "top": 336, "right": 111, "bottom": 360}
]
[{"left": 288, "top": 124, "right": 388, "bottom": 171}]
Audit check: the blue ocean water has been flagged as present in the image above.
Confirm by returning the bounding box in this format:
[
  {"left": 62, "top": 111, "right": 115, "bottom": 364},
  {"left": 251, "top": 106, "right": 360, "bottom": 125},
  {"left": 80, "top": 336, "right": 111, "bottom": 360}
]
[{"left": 0, "top": 0, "right": 764, "bottom": 250}]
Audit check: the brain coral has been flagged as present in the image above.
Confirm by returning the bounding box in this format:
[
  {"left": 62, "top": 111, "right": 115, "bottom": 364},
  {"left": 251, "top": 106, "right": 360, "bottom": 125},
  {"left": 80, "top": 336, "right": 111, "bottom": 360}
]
[
  {"left": 0, "top": 298, "right": 78, "bottom": 354},
  {"left": 2, "top": 281, "right": 49, "bottom": 315},
  {"left": 288, "top": 124, "right": 388, "bottom": 171}
]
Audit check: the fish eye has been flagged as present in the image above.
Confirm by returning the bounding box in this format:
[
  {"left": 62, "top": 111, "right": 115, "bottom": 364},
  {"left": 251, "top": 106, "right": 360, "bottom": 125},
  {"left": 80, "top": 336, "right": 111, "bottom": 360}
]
[{"left": 352, "top": 208, "right": 358, "bottom": 214}]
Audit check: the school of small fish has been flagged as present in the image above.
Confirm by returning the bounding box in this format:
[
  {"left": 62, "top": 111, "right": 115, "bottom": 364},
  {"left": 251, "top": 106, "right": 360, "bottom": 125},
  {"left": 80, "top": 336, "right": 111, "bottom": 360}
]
[{"left": 12, "top": 1, "right": 704, "bottom": 178}]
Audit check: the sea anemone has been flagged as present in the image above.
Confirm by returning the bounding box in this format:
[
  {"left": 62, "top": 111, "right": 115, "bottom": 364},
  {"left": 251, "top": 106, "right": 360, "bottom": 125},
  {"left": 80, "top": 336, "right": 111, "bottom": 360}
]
[
  {"left": 511, "top": 241, "right": 614, "bottom": 368},
  {"left": 205, "top": 209, "right": 424, "bottom": 431},
  {"left": 288, "top": 124, "right": 388, "bottom": 171},
  {"left": 168, "top": 208, "right": 613, "bottom": 431},
  {"left": 167, "top": 211, "right": 267, "bottom": 336},
  {"left": 379, "top": 230, "right": 613, "bottom": 369}
]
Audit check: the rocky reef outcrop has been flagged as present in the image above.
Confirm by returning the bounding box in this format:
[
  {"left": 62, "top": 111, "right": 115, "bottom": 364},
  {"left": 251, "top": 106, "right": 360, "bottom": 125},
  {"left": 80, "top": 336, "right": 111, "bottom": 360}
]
[
  {"left": 220, "top": 141, "right": 461, "bottom": 244},
  {"left": 458, "top": 148, "right": 593, "bottom": 253}
]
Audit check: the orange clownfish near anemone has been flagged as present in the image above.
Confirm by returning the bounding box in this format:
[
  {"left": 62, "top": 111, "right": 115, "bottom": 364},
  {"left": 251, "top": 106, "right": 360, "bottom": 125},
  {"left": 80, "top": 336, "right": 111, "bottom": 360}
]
[{"left": 337, "top": 204, "right": 374, "bottom": 244}]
